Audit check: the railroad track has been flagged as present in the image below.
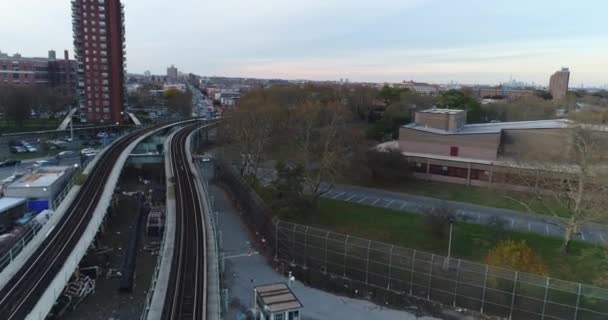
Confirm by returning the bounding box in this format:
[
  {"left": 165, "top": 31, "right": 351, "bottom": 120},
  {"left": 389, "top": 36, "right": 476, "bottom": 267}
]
[
  {"left": 161, "top": 124, "right": 208, "bottom": 320},
  {"left": 0, "top": 120, "right": 194, "bottom": 320}
]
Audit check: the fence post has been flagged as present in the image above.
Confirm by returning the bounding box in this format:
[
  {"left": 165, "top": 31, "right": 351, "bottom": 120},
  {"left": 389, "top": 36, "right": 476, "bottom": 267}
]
[
  {"left": 453, "top": 259, "right": 461, "bottom": 307},
  {"left": 323, "top": 231, "right": 330, "bottom": 274},
  {"left": 343, "top": 235, "right": 350, "bottom": 277},
  {"left": 365, "top": 240, "right": 372, "bottom": 284},
  {"left": 427, "top": 254, "right": 434, "bottom": 300},
  {"left": 274, "top": 220, "right": 279, "bottom": 261},
  {"left": 409, "top": 250, "right": 417, "bottom": 295},
  {"left": 480, "top": 264, "right": 489, "bottom": 313},
  {"left": 573, "top": 283, "right": 582, "bottom": 320},
  {"left": 509, "top": 271, "right": 519, "bottom": 320},
  {"left": 303, "top": 226, "right": 309, "bottom": 269},
  {"left": 291, "top": 224, "right": 297, "bottom": 264},
  {"left": 541, "top": 277, "right": 550, "bottom": 320},
  {"left": 387, "top": 245, "right": 394, "bottom": 290}
]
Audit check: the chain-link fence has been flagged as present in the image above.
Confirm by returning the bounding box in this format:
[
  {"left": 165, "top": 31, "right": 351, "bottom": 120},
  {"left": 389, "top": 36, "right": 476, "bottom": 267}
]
[
  {"left": 273, "top": 220, "right": 608, "bottom": 320},
  {"left": 216, "top": 158, "right": 608, "bottom": 320}
]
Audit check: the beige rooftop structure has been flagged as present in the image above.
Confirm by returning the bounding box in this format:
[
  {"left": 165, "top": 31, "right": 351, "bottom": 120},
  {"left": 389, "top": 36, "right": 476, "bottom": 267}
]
[{"left": 255, "top": 283, "right": 302, "bottom": 320}]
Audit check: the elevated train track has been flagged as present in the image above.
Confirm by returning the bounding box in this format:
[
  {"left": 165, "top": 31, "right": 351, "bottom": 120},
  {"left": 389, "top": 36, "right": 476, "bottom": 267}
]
[
  {"left": 0, "top": 120, "right": 198, "bottom": 319},
  {"left": 161, "top": 124, "right": 208, "bottom": 320}
]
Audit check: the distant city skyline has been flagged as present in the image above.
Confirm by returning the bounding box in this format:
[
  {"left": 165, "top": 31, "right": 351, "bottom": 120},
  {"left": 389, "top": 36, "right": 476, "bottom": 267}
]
[{"left": 1, "top": 0, "right": 607, "bottom": 86}]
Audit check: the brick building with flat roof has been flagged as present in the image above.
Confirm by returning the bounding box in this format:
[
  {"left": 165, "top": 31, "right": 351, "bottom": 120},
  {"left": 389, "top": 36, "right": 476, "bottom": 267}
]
[
  {"left": 0, "top": 50, "right": 77, "bottom": 94},
  {"left": 72, "top": 0, "right": 126, "bottom": 123},
  {"left": 397, "top": 108, "right": 574, "bottom": 189}
]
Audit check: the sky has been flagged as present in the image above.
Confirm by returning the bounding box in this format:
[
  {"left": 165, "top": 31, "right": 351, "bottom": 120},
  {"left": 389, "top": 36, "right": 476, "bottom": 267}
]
[{"left": 1, "top": 0, "right": 607, "bottom": 86}]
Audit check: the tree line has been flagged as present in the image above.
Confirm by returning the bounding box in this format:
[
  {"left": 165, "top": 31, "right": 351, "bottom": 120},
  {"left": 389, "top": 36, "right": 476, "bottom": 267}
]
[{"left": 0, "top": 84, "right": 74, "bottom": 126}]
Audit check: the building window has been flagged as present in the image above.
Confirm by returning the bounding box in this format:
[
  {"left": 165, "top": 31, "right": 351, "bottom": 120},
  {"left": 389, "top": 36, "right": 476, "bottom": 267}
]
[
  {"left": 275, "top": 314, "right": 284, "bottom": 320},
  {"left": 288, "top": 311, "right": 300, "bottom": 320},
  {"left": 450, "top": 146, "right": 459, "bottom": 157}
]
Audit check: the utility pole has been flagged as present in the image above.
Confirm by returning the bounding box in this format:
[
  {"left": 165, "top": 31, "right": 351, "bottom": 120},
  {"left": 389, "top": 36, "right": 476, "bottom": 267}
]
[
  {"left": 69, "top": 116, "right": 74, "bottom": 142},
  {"left": 444, "top": 218, "right": 455, "bottom": 270}
]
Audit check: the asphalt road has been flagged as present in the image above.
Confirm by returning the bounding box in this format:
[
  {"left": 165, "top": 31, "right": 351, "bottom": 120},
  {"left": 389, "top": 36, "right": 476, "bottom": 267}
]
[{"left": 323, "top": 184, "right": 608, "bottom": 246}]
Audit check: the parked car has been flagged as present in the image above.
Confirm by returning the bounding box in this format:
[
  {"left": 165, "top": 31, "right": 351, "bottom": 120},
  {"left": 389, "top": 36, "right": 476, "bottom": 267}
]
[
  {"left": 10, "top": 146, "right": 27, "bottom": 154},
  {"left": 33, "top": 160, "right": 51, "bottom": 167},
  {"left": 24, "top": 145, "right": 38, "bottom": 153},
  {"left": 0, "top": 159, "right": 21, "bottom": 167},
  {"left": 96, "top": 132, "right": 109, "bottom": 138},
  {"left": 81, "top": 148, "right": 97, "bottom": 157},
  {"left": 56, "top": 151, "right": 79, "bottom": 159}
]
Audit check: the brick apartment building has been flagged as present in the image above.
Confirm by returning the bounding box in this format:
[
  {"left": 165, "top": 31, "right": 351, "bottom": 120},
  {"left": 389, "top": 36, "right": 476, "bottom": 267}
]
[
  {"left": 397, "top": 108, "right": 573, "bottom": 189},
  {"left": 72, "top": 0, "right": 126, "bottom": 123},
  {"left": 549, "top": 68, "right": 570, "bottom": 101},
  {"left": 0, "top": 50, "right": 77, "bottom": 94}
]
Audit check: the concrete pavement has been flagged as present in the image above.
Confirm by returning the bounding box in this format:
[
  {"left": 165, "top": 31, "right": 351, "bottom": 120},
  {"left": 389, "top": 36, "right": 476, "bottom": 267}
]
[{"left": 323, "top": 184, "right": 608, "bottom": 246}]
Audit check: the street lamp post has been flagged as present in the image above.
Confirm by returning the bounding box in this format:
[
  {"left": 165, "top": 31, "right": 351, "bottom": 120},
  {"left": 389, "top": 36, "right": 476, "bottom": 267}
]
[{"left": 445, "top": 218, "right": 455, "bottom": 270}]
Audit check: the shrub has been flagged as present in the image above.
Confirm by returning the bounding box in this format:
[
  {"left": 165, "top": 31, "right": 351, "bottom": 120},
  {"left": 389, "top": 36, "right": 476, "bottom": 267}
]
[
  {"left": 485, "top": 240, "right": 548, "bottom": 275},
  {"left": 73, "top": 173, "right": 88, "bottom": 186}
]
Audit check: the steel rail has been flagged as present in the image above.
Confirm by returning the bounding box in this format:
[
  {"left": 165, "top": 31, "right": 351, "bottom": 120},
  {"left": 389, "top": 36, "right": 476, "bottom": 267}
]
[{"left": 161, "top": 124, "right": 208, "bottom": 320}]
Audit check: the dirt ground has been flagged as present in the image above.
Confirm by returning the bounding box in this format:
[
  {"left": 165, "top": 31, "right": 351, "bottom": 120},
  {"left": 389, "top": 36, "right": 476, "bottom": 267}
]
[{"left": 61, "top": 164, "right": 165, "bottom": 320}]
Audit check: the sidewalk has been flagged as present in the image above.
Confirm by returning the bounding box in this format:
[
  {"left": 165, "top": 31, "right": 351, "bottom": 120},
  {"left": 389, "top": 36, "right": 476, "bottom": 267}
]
[
  {"left": 324, "top": 184, "right": 608, "bottom": 245},
  {"left": 210, "top": 183, "right": 441, "bottom": 320}
]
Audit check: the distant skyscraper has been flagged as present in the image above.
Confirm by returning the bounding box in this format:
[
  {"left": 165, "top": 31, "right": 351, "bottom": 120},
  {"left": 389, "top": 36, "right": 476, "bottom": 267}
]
[
  {"left": 549, "top": 68, "right": 570, "bottom": 101},
  {"left": 167, "top": 65, "right": 178, "bottom": 81},
  {"left": 144, "top": 70, "right": 151, "bottom": 78},
  {"left": 72, "top": 0, "right": 126, "bottom": 123}
]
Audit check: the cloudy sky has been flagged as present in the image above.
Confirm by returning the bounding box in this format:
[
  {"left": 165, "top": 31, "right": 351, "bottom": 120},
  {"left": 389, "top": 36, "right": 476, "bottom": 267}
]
[{"left": 1, "top": 0, "right": 607, "bottom": 86}]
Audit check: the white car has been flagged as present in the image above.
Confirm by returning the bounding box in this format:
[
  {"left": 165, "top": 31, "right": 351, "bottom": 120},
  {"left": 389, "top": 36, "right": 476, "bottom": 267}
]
[
  {"left": 33, "top": 159, "right": 52, "bottom": 167},
  {"left": 81, "top": 148, "right": 97, "bottom": 157},
  {"left": 96, "top": 132, "right": 109, "bottom": 138}
]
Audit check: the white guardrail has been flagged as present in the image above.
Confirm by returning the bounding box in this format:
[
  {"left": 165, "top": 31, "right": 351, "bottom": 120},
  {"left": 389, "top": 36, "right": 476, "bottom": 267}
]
[{"left": 187, "top": 126, "right": 221, "bottom": 320}]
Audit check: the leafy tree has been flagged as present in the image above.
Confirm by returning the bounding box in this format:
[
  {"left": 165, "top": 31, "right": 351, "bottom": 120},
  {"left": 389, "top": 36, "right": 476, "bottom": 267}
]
[
  {"left": 163, "top": 88, "right": 192, "bottom": 116},
  {"left": 379, "top": 85, "right": 408, "bottom": 105},
  {"left": 345, "top": 85, "right": 379, "bottom": 121},
  {"left": 481, "top": 96, "right": 558, "bottom": 122},
  {"left": 437, "top": 89, "right": 482, "bottom": 122},
  {"left": 0, "top": 85, "right": 34, "bottom": 126},
  {"left": 535, "top": 90, "right": 553, "bottom": 100},
  {"left": 366, "top": 149, "right": 411, "bottom": 181},
  {"left": 485, "top": 240, "right": 548, "bottom": 275}
]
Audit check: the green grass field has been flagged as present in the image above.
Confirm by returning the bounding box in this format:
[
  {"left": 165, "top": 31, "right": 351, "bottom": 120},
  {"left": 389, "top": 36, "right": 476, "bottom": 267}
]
[{"left": 282, "top": 198, "right": 607, "bottom": 285}]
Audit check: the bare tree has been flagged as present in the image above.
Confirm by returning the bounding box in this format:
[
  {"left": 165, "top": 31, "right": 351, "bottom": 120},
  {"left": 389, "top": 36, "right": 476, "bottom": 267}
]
[
  {"left": 222, "top": 96, "right": 278, "bottom": 178},
  {"left": 510, "top": 126, "right": 608, "bottom": 252},
  {"left": 289, "top": 101, "right": 352, "bottom": 203}
]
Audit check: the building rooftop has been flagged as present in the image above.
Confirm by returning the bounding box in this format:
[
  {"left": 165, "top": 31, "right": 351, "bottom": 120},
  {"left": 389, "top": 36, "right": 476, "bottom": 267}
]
[
  {"left": 8, "top": 166, "right": 72, "bottom": 189},
  {"left": 0, "top": 197, "right": 27, "bottom": 214},
  {"left": 418, "top": 108, "right": 463, "bottom": 115},
  {"left": 255, "top": 283, "right": 303, "bottom": 313},
  {"left": 404, "top": 119, "right": 571, "bottom": 135}
]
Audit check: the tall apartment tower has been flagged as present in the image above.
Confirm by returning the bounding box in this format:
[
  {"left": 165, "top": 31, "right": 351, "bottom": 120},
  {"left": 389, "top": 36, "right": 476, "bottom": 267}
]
[
  {"left": 72, "top": 0, "right": 126, "bottom": 123},
  {"left": 549, "top": 67, "right": 570, "bottom": 101},
  {"left": 167, "top": 64, "right": 178, "bottom": 81}
]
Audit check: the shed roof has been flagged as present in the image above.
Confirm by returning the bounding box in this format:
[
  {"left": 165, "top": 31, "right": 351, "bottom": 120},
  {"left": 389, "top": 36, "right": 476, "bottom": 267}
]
[
  {"left": 0, "top": 197, "right": 27, "bottom": 213},
  {"left": 255, "top": 283, "right": 302, "bottom": 313},
  {"left": 8, "top": 166, "right": 71, "bottom": 189}
]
